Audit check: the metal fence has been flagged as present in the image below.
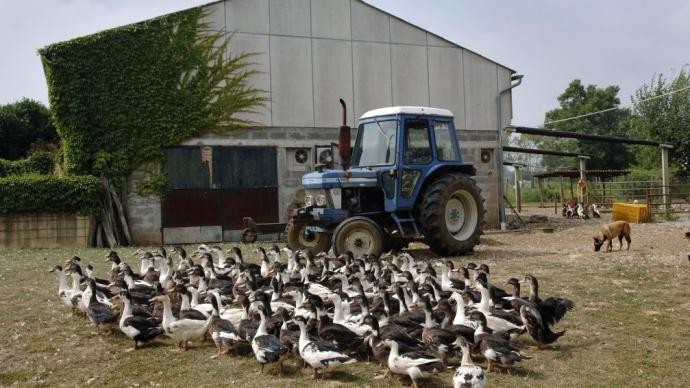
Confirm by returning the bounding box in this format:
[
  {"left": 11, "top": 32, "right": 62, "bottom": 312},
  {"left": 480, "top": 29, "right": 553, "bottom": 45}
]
[
  {"left": 588, "top": 180, "right": 690, "bottom": 214},
  {"left": 646, "top": 184, "right": 690, "bottom": 213}
]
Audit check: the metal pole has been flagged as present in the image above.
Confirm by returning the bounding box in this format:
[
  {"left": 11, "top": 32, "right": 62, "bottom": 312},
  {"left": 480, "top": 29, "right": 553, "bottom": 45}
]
[
  {"left": 538, "top": 177, "right": 544, "bottom": 208},
  {"left": 559, "top": 175, "right": 564, "bottom": 203},
  {"left": 514, "top": 166, "right": 521, "bottom": 213},
  {"left": 660, "top": 144, "right": 672, "bottom": 211},
  {"left": 578, "top": 156, "right": 589, "bottom": 206},
  {"left": 497, "top": 75, "right": 524, "bottom": 228}
]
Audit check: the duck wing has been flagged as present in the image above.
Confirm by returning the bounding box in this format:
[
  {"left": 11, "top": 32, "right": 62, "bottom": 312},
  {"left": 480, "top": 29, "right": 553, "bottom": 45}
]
[
  {"left": 443, "top": 324, "right": 475, "bottom": 343},
  {"left": 319, "top": 323, "right": 363, "bottom": 350},
  {"left": 123, "top": 316, "right": 163, "bottom": 340},
  {"left": 88, "top": 302, "right": 117, "bottom": 325},
  {"left": 179, "top": 309, "right": 207, "bottom": 321},
  {"left": 539, "top": 297, "right": 574, "bottom": 325},
  {"left": 239, "top": 319, "right": 259, "bottom": 342},
  {"left": 253, "top": 334, "right": 286, "bottom": 362}
]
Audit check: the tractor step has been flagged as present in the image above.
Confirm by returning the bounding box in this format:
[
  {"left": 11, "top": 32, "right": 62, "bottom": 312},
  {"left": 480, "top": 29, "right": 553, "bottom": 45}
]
[{"left": 390, "top": 213, "right": 421, "bottom": 239}]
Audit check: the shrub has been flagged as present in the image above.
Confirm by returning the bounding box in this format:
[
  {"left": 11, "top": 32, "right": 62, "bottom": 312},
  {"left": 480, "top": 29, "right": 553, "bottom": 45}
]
[
  {"left": 0, "top": 152, "right": 55, "bottom": 177},
  {"left": 0, "top": 174, "right": 101, "bottom": 215}
]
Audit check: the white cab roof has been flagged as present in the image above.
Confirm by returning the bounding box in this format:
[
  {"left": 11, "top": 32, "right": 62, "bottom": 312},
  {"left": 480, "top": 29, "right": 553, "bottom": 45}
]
[{"left": 359, "top": 106, "right": 454, "bottom": 119}]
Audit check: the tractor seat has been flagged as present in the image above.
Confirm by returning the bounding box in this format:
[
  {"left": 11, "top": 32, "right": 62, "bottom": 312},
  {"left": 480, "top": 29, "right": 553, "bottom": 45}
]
[{"left": 404, "top": 148, "right": 432, "bottom": 164}]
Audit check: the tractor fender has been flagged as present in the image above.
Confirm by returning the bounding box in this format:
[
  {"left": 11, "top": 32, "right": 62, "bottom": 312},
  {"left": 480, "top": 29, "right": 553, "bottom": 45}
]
[{"left": 417, "top": 164, "right": 476, "bottom": 196}]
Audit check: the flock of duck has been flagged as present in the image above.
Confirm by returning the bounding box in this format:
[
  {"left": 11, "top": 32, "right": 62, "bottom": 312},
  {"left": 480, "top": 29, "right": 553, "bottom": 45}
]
[{"left": 50, "top": 245, "right": 574, "bottom": 388}]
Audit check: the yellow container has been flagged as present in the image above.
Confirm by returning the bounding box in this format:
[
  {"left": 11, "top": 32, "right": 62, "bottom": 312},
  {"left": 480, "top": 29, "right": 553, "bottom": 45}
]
[{"left": 611, "top": 203, "right": 651, "bottom": 223}]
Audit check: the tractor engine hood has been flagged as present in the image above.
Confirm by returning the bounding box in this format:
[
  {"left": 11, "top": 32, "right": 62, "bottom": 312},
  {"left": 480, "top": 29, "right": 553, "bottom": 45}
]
[{"left": 302, "top": 169, "right": 379, "bottom": 189}]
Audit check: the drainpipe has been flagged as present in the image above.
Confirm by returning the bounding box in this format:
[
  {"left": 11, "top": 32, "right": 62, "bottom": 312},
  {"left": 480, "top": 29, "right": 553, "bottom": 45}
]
[{"left": 497, "top": 74, "right": 523, "bottom": 229}]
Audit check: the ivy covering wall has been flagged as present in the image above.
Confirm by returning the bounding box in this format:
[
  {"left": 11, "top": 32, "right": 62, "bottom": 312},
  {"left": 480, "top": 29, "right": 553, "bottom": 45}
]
[
  {"left": 0, "top": 152, "right": 54, "bottom": 177},
  {"left": 39, "top": 7, "right": 264, "bottom": 180}
]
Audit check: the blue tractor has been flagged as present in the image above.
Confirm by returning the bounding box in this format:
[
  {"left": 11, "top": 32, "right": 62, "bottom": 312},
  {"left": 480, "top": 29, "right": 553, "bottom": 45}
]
[{"left": 286, "top": 100, "right": 485, "bottom": 257}]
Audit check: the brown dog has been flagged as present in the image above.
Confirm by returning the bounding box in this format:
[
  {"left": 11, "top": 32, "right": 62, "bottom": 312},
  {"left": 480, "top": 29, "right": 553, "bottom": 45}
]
[{"left": 593, "top": 221, "right": 631, "bottom": 252}]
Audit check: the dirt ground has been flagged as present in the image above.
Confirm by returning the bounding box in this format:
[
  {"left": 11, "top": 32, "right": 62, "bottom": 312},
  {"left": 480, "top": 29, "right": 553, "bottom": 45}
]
[{"left": 1, "top": 208, "right": 689, "bottom": 387}]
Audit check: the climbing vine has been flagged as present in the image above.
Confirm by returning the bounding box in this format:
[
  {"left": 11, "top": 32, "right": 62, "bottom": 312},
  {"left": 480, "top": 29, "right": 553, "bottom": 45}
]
[
  {"left": 39, "top": 7, "right": 266, "bottom": 180},
  {"left": 0, "top": 152, "right": 54, "bottom": 177}
]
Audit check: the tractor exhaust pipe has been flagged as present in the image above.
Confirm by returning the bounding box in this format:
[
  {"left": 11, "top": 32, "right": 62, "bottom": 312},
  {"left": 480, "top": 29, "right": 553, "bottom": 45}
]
[{"left": 338, "top": 98, "right": 351, "bottom": 170}]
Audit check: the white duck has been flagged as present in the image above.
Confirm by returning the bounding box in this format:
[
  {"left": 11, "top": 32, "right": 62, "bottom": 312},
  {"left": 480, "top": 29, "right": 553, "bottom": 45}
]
[
  {"left": 383, "top": 339, "right": 445, "bottom": 388},
  {"left": 49, "top": 265, "right": 73, "bottom": 308},
  {"left": 330, "top": 293, "right": 372, "bottom": 337},
  {"left": 150, "top": 294, "right": 210, "bottom": 351}
]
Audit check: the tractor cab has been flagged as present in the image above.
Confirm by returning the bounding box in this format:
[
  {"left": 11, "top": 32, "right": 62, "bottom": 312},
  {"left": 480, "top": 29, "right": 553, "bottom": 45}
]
[{"left": 288, "top": 102, "right": 483, "bottom": 258}]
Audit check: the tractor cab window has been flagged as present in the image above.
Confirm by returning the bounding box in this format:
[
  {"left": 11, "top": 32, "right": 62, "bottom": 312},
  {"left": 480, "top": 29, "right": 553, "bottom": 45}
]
[
  {"left": 351, "top": 120, "right": 397, "bottom": 167},
  {"left": 434, "top": 121, "right": 460, "bottom": 161},
  {"left": 403, "top": 119, "right": 432, "bottom": 165}
]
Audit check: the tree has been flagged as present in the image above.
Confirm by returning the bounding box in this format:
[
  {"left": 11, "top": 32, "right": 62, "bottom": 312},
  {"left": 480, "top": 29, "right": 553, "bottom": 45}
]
[
  {"left": 630, "top": 67, "right": 690, "bottom": 177},
  {"left": 536, "top": 80, "right": 632, "bottom": 170},
  {"left": 0, "top": 98, "right": 58, "bottom": 160}
]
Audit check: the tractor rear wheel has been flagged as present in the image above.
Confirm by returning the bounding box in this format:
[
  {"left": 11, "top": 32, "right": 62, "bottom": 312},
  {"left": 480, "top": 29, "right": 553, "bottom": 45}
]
[
  {"left": 332, "top": 216, "right": 384, "bottom": 258},
  {"left": 285, "top": 219, "right": 331, "bottom": 254},
  {"left": 417, "top": 173, "right": 484, "bottom": 256}
]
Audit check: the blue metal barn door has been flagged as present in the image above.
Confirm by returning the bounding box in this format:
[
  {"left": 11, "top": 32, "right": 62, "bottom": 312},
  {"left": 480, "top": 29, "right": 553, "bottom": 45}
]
[{"left": 161, "top": 146, "right": 279, "bottom": 243}]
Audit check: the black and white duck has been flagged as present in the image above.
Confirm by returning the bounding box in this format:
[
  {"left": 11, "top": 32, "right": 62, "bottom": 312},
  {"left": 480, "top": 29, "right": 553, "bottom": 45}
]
[
  {"left": 311, "top": 298, "right": 364, "bottom": 354},
  {"left": 85, "top": 263, "right": 109, "bottom": 286},
  {"left": 383, "top": 339, "right": 445, "bottom": 388},
  {"left": 474, "top": 274, "right": 524, "bottom": 337},
  {"left": 85, "top": 279, "right": 118, "bottom": 334},
  {"left": 208, "top": 296, "right": 241, "bottom": 358},
  {"left": 524, "top": 274, "right": 574, "bottom": 328},
  {"left": 475, "top": 264, "right": 511, "bottom": 309},
  {"left": 176, "top": 286, "right": 209, "bottom": 320},
  {"left": 452, "top": 336, "right": 487, "bottom": 388},
  {"left": 251, "top": 303, "right": 289, "bottom": 373},
  {"left": 330, "top": 292, "right": 372, "bottom": 336},
  {"left": 518, "top": 302, "right": 565, "bottom": 348},
  {"left": 420, "top": 296, "right": 461, "bottom": 363},
  {"left": 469, "top": 311, "right": 530, "bottom": 372},
  {"left": 293, "top": 316, "right": 356, "bottom": 379},
  {"left": 118, "top": 290, "right": 163, "bottom": 351},
  {"left": 436, "top": 299, "right": 475, "bottom": 343}
]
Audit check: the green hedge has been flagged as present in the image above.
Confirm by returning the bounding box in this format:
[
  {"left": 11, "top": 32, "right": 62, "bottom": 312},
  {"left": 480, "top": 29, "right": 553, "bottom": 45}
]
[
  {"left": 0, "top": 152, "right": 54, "bottom": 177},
  {"left": 0, "top": 175, "right": 101, "bottom": 215}
]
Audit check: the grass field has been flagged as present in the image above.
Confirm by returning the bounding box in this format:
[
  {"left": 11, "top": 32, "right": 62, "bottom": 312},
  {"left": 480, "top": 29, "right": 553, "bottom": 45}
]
[{"left": 1, "top": 216, "right": 689, "bottom": 387}]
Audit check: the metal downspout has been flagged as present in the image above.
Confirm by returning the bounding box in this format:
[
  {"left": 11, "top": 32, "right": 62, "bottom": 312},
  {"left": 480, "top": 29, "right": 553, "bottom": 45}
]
[{"left": 497, "top": 74, "right": 523, "bottom": 228}]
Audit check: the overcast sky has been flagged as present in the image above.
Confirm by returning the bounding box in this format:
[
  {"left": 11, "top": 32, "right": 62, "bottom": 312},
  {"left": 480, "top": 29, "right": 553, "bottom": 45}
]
[{"left": 1, "top": 0, "right": 688, "bottom": 126}]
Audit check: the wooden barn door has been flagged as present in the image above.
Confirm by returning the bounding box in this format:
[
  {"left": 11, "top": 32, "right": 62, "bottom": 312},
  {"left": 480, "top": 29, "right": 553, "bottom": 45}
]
[{"left": 162, "top": 146, "right": 279, "bottom": 242}]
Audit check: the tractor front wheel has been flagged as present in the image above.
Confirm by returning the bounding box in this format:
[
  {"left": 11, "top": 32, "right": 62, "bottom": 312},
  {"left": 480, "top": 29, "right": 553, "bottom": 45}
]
[
  {"left": 285, "top": 220, "right": 331, "bottom": 254},
  {"left": 417, "top": 173, "right": 484, "bottom": 256},
  {"left": 332, "top": 216, "right": 384, "bottom": 258}
]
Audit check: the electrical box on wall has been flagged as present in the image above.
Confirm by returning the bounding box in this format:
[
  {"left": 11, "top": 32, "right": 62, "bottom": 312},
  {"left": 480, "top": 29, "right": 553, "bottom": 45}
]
[
  {"left": 315, "top": 145, "right": 334, "bottom": 169},
  {"left": 287, "top": 148, "right": 311, "bottom": 171},
  {"left": 480, "top": 148, "right": 493, "bottom": 163}
]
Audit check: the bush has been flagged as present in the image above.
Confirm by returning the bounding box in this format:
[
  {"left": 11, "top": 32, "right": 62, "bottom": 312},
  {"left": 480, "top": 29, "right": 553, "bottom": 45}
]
[
  {"left": 0, "top": 174, "right": 101, "bottom": 215},
  {"left": 0, "top": 152, "right": 55, "bottom": 177}
]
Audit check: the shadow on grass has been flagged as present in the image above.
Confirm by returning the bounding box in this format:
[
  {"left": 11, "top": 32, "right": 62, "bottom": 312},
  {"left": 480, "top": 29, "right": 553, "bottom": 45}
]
[{"left": 492, "top": 366, "right": 545, "bottom": 379}]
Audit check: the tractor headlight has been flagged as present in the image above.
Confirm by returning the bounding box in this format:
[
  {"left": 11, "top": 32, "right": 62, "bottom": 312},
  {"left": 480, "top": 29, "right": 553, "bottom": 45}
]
[
  {"left": 315, "top": 195, "right": 328, "bottom": 207},
  {"left": 304, "top": 195, "right": 315, "bottom": 207}
]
